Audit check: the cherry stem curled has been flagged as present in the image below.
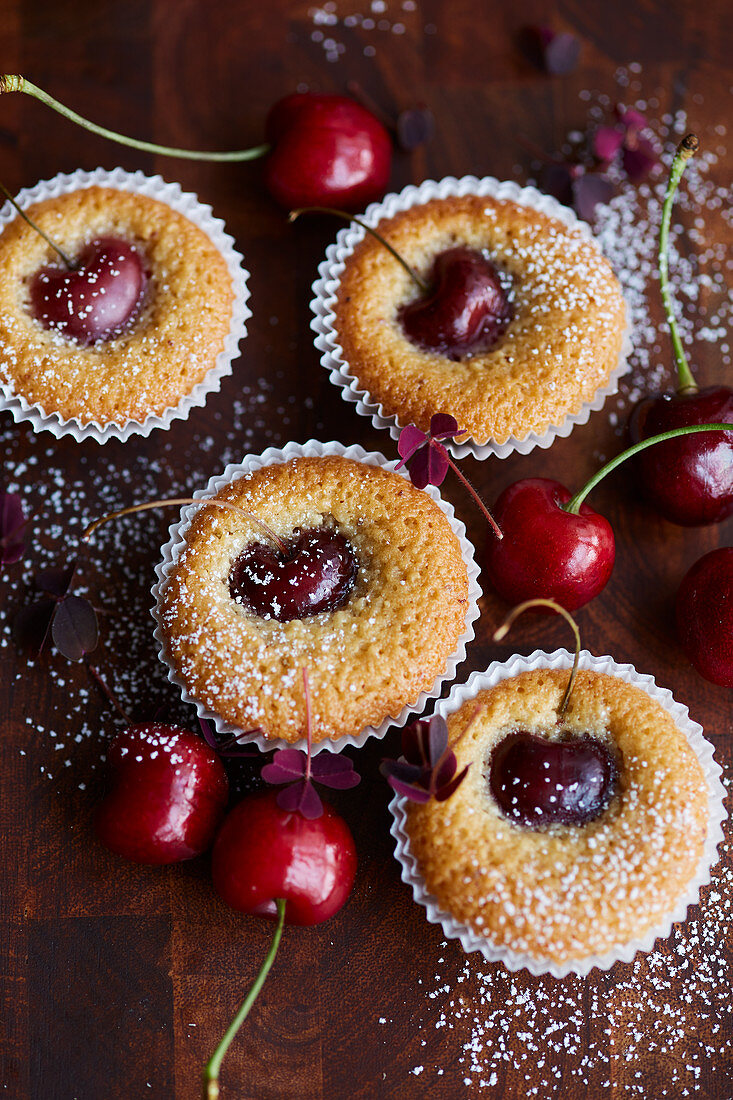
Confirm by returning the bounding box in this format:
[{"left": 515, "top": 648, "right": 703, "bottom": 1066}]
[
  {"left": 289, "top": 207, "right": 429, "bottom": 292},
  {"left": 659, "top": 132, "right": 699, "bottom": 394},
  {"left": 202, "top": 897, "right": 287, "bottom": 1100},
  {"left": 493, "top": 599, "right": 581, "bottom": 721},
  {"left": 82, "top": 498, "right": 289, "bottom": 556},
  {"left": 562, "top": 422, "right": 731, "bottom": 514},
  {"left": 0, "top": 75, "right": 270, "bottom": 163},
  {"left": 0, "top": 179, "right": 76, "bottom": 268}
]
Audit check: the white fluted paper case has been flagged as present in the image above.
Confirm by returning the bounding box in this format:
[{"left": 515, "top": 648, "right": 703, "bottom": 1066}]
[
  {"left": 310, "top": 174, "right": 632, "bottom": 461},
  {"left": 0, "top": 168, "right": 251, "bottom": 443},
  {"left": 151, "top": 439, "right": 482, "bottom": 755},
  {"left": 389, "top": 649, "right": 727, "bottom": 978}
]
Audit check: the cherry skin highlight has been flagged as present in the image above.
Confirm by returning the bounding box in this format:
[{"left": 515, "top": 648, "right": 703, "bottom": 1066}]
[
  {"left": 400, "top": 246, "right": 512, "bottom": 360},
  {"left": 676, "top": 547, "right": 733, "bottom": 687},
  {"left": 485, "top": 478, "right": 615, "bottom": 611},
  {"left": 264, "top": 93, "right": 392, "bottom": 211},
  {"left": 630, "top": 385, "right": 733, "bottom": 526},
  {"left": 211, "top": 789, "right": 357, "bottom": 925},
  {"left": 94, "top": 724, "right": 229, "bottom": 865},
  {"left": 229, "top": 526, "right": 358, "bottom": 622},
  {"left": 29, "top": 236, "right": 147, "bottom": 345},
  {"left": 490, "top": 731, "right": 618, "bottom": 828}
]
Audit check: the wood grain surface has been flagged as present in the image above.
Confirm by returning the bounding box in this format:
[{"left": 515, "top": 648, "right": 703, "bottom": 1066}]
[{"left": 1, "top": 2, "right": 731, "bottom": 1098}]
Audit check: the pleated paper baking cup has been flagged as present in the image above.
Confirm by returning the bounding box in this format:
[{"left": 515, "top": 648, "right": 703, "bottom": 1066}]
[
  {"left": 390, "top": 648, "right": 726, "bottom": 977},
  {"left": 0, "top": 168, "right": 250, "bottom": 443},
  {"left": 310, "top": 174, "right": 632, "bottom": 460},
  {"left": 151, "top": 439, "right": 482, "bottom": 755}
]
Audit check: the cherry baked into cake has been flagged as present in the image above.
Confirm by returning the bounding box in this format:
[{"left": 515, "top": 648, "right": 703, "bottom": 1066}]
[
  {"left": 330, "top": 193, "right": 627, "bottom": 447},
  {"left": 403, "top": 667, "right": 711, "bottom": 965},
  {"left": 0, "top": 184, "right": 235, "bottom": 427},
  {"left": 157, "top": 454, "right": 473, "bottom": 746}
]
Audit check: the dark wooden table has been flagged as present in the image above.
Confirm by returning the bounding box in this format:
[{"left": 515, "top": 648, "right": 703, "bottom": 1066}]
[{"left": 1, "top": 2, "right": 732, "bottom": 1097}]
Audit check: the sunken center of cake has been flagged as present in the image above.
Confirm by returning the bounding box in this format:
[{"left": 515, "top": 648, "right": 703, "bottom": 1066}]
[{"left": 228, "top": 524, "right": 359, "bottom": 622}]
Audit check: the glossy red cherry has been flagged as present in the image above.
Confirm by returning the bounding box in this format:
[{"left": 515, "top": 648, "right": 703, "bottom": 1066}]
[
  {"left": 630, "top": 386, "right": 733, "bottom": 525},
  {"left": 490, "top": 731, "right": 618, "bottom": 827},
  {"left": 264, "top": 93, "right": 392, "bottom": 211},
  {"left": 95, "top": 724, "right": 229, "bottom": 864},
  {"left": 211, "top": 789, "right": 357, "bottom": 925},
  {"left": 627, "top": 133, "right": 733, "bottom": 524},
  {"left": 486, "top": 478, "right": 615, "bottom": 611},
  {"left": 29, "top": 236, "right": 147, "bottom": 345},
  {"left": 676, "top": 548, "right": 733, "bottom": 687},
  {"left": 400, "top": 246, "right": 512, "bottom": 360},
  {"left": 229, "top": 526, "right": 358, "bottom": 622}
]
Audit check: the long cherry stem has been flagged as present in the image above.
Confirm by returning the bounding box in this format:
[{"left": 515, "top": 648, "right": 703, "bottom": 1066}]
[
  {"left": 289, "top": 206, "right": 428, "bottom": 292},
  {"left": 659, "top": 132, "right": 699, "bottom": 394},
  {"left": 493, "top": 598, "right": 580, "bottom": 721},
  {"left": 202, "top": 898, "right": 287, "bottom": 1100},
  {"left": 0, "top": 75, "right": 270, "bottom": 163},
  {"left": 437, "top": 442, "right": 503, "bottom": 539},
  {"left": 0, "top": 179, "right": 75, "bottom": 268},
  {"left": 563, "top": 422, "right": 731, "bottom": 514},
  {"left": 82, "top": 498, "right": 288, "bottom": 555}
]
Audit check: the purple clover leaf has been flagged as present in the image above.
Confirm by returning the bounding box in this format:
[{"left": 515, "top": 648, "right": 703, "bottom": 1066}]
[
  {"left": 380, "top": 714, "right": 470, "bottom": 804},
  {"left": 396, "top": 414, "right": 463, "bottom": 490},
  {"left": 262, "top": 747, "right": 360, "bottom": 820},
  {"left": 521, "top": 26, "right": 581, "bottom": 76},
  {"left": 0, "top": 489, "right": 27, "bottom": 565}
]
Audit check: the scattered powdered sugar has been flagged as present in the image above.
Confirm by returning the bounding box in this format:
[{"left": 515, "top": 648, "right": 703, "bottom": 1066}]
[
  {"left": 393, "top": 835, "right": 733, "bottom": 1094},
  {"left": 307, "top": 1, "right": 418, "bottom": 63}
]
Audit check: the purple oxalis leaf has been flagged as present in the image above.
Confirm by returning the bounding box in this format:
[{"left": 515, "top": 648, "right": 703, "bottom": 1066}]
[
  {"left": 397, "top": 424, "right": 428, "bottom": 463},
  {"left": 384, "top": 774, "right": 432, "bottom": 803},
  {"left": 593, "top": 126, "right": 624, "bottom": 164},
  {"left": 434, "top": 764, "right": 470, "bottom": 802},
  {"left": 424, "top": 442, "right": 450, "bottom": 487},
  {"left": 617, "top": 105, "right": 647, "bottom": 133},
  {"left": 543, "top": 31, "right": 581, "bottom": 76},
  {"left": 35, "top": 564, "right": 76, "bottom": 598},
  {"left": 572, "top": 174, "right": 615, "bottom": 221},
  {"left": 51, "top": 595, "right": 99, "bottom": 662},
  {"left": 0, "top": 490, "right": 26, "bottom": 564},
  {"left": 432, "top": 749, "right": 458, "bottom": 792},
  {"left": 276, "top": 779, "right": 324, "bottom": 820},
  {"left": 622, "top": 138, "right": 659, "bottom": 182},
  {"left": 262, "top": 748, "right": 308, "bottom": 785},
  {"left": 13, "top": 598, "right": 55, "bottom": 656},
  {"left": 380, "top": 757, "right": 426, "bottom": 788},
  {"left": 310, "top": 753, "right": 360, "bottom": 789},
  {"left": 429, "top": 413, "right": 460, "bottom": 439},
  {"left": 425, "top": 715, "right": 449, "bottom": 768},
  {"left": 396, "top": 106, "right": 435, "bottom": 151}
]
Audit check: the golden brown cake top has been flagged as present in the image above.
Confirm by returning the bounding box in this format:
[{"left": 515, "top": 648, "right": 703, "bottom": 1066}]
[
  {"left": 405, "top": 668, "right": 709, "bottom": 963},
  {"left": 159, "top": 455, "right": 471, "bottom": 743},
  {"left": 333, "top": 195, "right": 627, "bottom": 445},
  {"left": 0, "top": 185, "right": 234, "bottom": 425}
]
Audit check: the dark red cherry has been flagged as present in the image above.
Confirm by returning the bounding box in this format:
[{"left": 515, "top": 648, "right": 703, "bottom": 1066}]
[
  {"left": 400, "top": 246, "right": 512, "bottom": 360},
  {"left": 630, "top": 385, "right": 733, "bottom": 525},
  {"left": 29, "top": 236, "right": 146, "bottom": 345},
  {"left": 229, "top": 526, "right": 358, "bottom": 622},
  {"left": 211, "top": 789, "right": 357, "bottom": 925},
  {"left": 676, "top": 547, "right": 733, "bottom": 687},
  {"left": 264, "top": 93, "right": 392, "bottom": 211},
  {"left": 486, "top": 478, "right": 615, "bottom": 611},
  {"left": 490, "top": 731, "right": 617, "bottom": 827},
  {"left": 95, "top": 724, "right": 229, "bottom": 865}
]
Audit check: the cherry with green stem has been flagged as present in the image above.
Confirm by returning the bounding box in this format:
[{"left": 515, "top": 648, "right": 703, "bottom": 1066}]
[
  {"left": 0, "top": 77, "right": 392, "bottom": 211},
  {"left": 490, "top": 599, "right": 618, "bottom": 828},
  {"left": 206, "top": 670, "right": 358, "bottom": 1098},
  {"left": 627, "top": 132, "right": 733, "bottom": 525},
  {"left": 486, "top": 422, "right": 732, "bottom": 612}
]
